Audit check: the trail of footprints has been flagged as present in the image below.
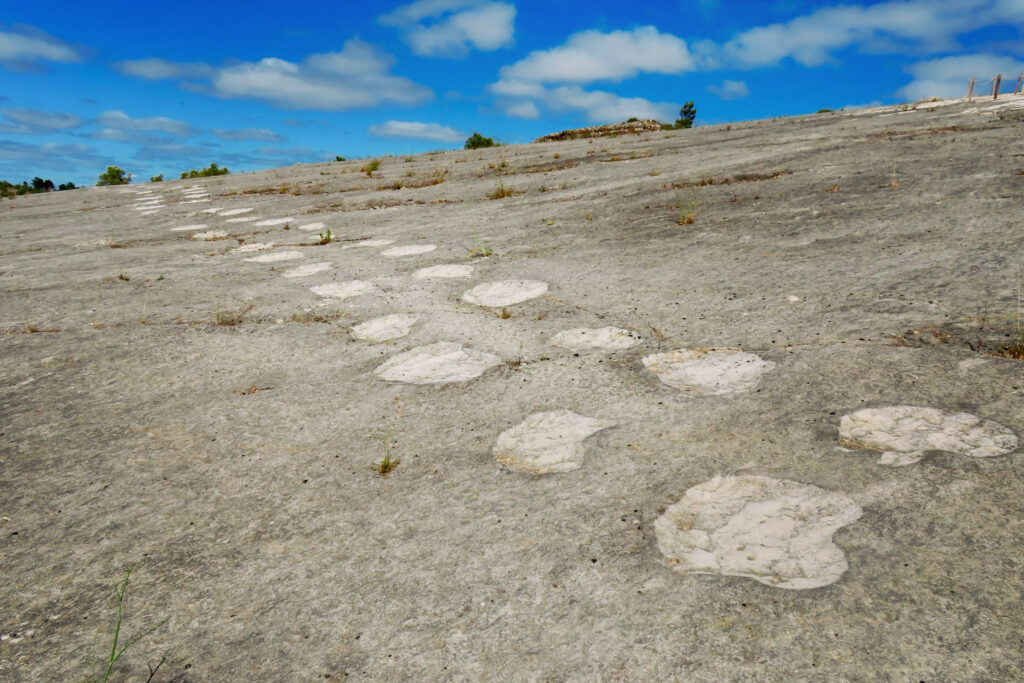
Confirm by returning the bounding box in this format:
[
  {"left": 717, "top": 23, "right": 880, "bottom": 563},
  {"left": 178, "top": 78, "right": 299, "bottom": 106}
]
[{"left": 151, "top": 191, "right": 1019, "bottom": 592}]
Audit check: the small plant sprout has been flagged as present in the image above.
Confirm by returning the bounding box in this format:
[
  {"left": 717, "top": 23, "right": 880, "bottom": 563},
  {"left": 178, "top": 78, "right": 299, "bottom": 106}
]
[
  {"left": 318, "top": 229, "right": 333, "bottom": 245},
  {"left": 92, "top": 569, "right": 167, "bottom": 683},
  {"left": 499, "top": 308, "right": 512, "bottom": 319},
  {"left": 890, "top": 163, "right": 899, "bottom": 188},
  {"left": 375, "top": 397, "right": 402, "bottom": 476},
  {"left": 677, "top": 189, "right": 698, "bottom": 225},
  {"left": 362, "top": 159, "right": 380, "bottom": 177},
  {"left": 468, "top": 237, "right": 493, "bottom": 258}
]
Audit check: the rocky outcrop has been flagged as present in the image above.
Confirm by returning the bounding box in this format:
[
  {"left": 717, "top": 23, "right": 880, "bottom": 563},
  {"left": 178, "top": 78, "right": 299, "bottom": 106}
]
[{"left": 534, "top": 119, "right": 662, "bottom": 142}]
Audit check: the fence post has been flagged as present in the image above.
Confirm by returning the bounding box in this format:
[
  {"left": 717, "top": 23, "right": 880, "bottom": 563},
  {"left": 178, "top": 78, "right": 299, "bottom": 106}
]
[
  {"left": 993, "top": 74, "right": 1002, "bottom": 100},
  {"left": 967, "top": 77, "right": 976, "bottom": 99}
]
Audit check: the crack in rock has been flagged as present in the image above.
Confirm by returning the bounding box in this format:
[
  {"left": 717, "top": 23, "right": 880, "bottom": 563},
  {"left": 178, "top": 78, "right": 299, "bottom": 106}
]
[
  {"left": 838, "top": 405, "right": 1018, "bottom": 466},
  {"left": 462, "top": 280, "right": 549, "bottom": 307},
  {"left": 351, "top": 314, "right": 418, "bottom": 342},
  {"left": 549, "top": 327, "right": 642, "bottom": 352},
  {"left": 374, "top": 342, "right": 501, "bottom": 384},
  {"left": 655, "top": 475, "right": 862, "bottom": 590},
  {"left": 642, "top": 348, "right": 775, "bottom": 395},
  {"left": 493, "top": 410, "right": 614, "bottom": 473}
]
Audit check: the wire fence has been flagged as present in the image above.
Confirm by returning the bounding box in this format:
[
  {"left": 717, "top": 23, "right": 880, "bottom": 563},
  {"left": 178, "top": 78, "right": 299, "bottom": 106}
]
[{"left": 966, "top": 73, "right": 1024, "bottom": 100}]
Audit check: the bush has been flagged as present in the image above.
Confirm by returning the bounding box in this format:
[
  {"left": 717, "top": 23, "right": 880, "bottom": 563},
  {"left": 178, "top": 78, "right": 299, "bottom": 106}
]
[
  {"left": 1, "top": 178, "right": 72, "bottom": 196},
  {"left": 464, "top": 132, "right": 497, "bottom": 149},
  {"left": 180, "top": 162, "right": 229, "bottom": 179},
  {"left": 58, "top": 182, "right": 76, "bottom": 191},
  {"left": 97, "top": 166, "right": 131, "bottom": 186},
  {"left": 150, "top": 174, "right": 163, "bottom": 182}
]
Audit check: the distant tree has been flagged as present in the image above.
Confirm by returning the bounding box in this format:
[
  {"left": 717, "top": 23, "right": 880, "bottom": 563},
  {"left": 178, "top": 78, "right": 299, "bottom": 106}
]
[
  {"left": 58, "top": 182, "right": 77, "bottom": 191},
  {"left": 464, "top": 132, "right": 497, "bottom": 150},
  {"left": 31, "top": 177, "right": 54, "bottom": 191},
  {"left": 676, "top": 101, "right": 696, "bottom": 129},
  {"left": 627, "top": 117, "right": 639, "bottom": 122},
  {"left": 180, "top": 162, "right": 229, "bottom": 179},
  {"left": 334, "top": 155, "right": 346, "bottom": 162},
  {"left": 150, "top": 174, "right": 163, "bottom": 182},
  {"left": 97, "top": 166, "right": 131, "bottom": 186}
]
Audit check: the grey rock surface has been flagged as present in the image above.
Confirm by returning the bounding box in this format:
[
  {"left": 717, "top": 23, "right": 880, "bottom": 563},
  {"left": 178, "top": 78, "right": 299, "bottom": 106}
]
[{"left": 3, "top": 96, "right": 1024, "bottom": 680}]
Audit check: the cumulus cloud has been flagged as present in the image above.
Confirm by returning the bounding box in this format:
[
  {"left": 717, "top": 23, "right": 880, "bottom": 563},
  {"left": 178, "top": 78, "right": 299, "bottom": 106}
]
[
  {"left": 112, "top": 57, "right": 215, "bottom": 80},
  {"left": 897, "top": 53, "right": 1024, "bottom": 100},
  {"left": 505, "top": 101, "right": 539, "bottom": 119},
  {"left": 0, "top": 25, "right": 81, "bottom": 70},
  {"left": 367, "top": 120, "right": 465, "bottom": 141},
  {"left": 211, "top": 128, "right": 285, "bottom": 142},
  {"left": 544, "top": 85, "right": 677, "bottom": 122},
  {"left": 498, "top": 26, "right": 694, "bottom": 84},
  {"left": 97, "top": 110, "right": 200, "bottom": 138},
  {"left": 0, "top": 107, "right": 82, "bottom": 134},
  {"left": 707, "top": 79, "right": 750, "bottom": 101},
  {"left": 380, "top": 0, "right": 515, "bottom": 57},
  {"left": 120, "top": 40, "right": 432, "bottom": 111},
  {"left": 705, "top": 0, "right": 1024, "bottom": 69}
]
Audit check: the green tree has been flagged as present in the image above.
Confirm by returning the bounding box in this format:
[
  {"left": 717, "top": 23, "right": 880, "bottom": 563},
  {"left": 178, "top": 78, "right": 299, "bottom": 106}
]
[
  {"left": 676, "top": 101, "right": 696, "bottom": 129},
  {"left": 180, "top": 162, "right": 229, "bottom": 179},
  {"left": 58, "top": 182, "right": 76, "bottom": 191},
  {"left": 150, "top": 174, "right": 163, "bottom": 182},
  {"left": 97, "top": 166, "right": 131, "bottom": 186},
  {"left": 464, "top": 132, "right": 497, "bottom": 150}
]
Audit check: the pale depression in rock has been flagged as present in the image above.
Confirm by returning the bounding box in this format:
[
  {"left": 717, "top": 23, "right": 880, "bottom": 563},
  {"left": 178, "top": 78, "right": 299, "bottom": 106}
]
[
  {"left": 413, "top": 264, "right": 474, "bottom": 279},
  {"left": 351, "top": 314, "right": 418, "bottom": 342},
  {"left": 838, "top": 405, "right": 1018, "bottom": 466},
  {"left": 297, "top": 222, "right": 326, "bottom": 231},
  {"left": 192, "top": 230, "right": 227, "bottom": 241},
  {"left": 462, "top": 280, "right": 549, "bottom": 307},
  {"left": 218, "top": 208, "right": 254, "bottom": 216},
  {"left": 244, "top": 250, "right": 304, "bottom": 263},
  {"left": 374, "top": 342, "right": 501, "bottom": 384},
  {"left": 549, "top": 327, "right": 642, "bottom": 352},
  {"left": 310, "top": 281, "right": 374, "bottom": 299},
  {"left": 655, "top": 475, "right": 863, "bottom": 590},
  {"left": 170, "top": 224, "right": 208, "bottom": 232},
  {"left": 493, "top": 410, "right": 614, "bottom": 474},
  {"left": 226, "top": 217, "right": 259, "bottom": 223},
  {"left": 282, "top": 262, "right": 332, "bottom": 278},
  {"left": 231, "top": 242, "right": 274, "bottom": 253},
  {"left": 643, "top": 349, "right": 775, "bottom": 396},
  {"left": 381, "top": 245, "right": 437, "bottom": 257},
  {"left": 341, "top": 239, "right": 394, "bottom": 249},
  {"left": 254, "top": 217, "right": 294, "bottom": 227}
]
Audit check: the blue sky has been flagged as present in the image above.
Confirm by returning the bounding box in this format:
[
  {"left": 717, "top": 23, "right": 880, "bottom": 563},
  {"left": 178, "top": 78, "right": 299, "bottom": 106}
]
[{"left": 3, "top": 0, "right": 1023, "bottom": 186}]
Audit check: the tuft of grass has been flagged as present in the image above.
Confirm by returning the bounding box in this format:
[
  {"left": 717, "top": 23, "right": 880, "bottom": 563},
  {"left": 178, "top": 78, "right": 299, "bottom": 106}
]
[
  {"left": 375, "top": 452, "right": 400, "bottom": 476},
  {"left": 362, "top": 159, "right": 380, "bottom": 177},
  {"left": 676, "top": 189, "right": 698, "bottom": 225},
  {"left": 487, "top": 179, "right": 521, "bottom": 199},
  {"left": 89, "top": 569, "right": 167, "bottom": 683},
  {"left": 214, "top": 304, "right": 253, "bottom": 326},
  {"left": 318, "top": 229, "right": 333, "bottom": 245},
  {"left": 468, "top": 237, "right": 493, "bottom": 258},
  {"left": 498, "top": 308, "right": 512, "bottom": 319}
]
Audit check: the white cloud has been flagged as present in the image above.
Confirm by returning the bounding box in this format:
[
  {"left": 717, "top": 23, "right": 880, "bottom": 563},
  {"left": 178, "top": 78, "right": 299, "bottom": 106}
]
[
  {"left": 96, "top": 110, "right": 200, "bottom": 138},
  {"left": 544, "top": 85, "right": 677, "bottom": 123},
  {"left": 368, "top": 120, "right": 465, "bottom": 141},
  {"left": 897, "top": 53, "right": 1024, "bottom": 100},
  {"left": 211, "top": 128, "right": 285, "bottom": 142},
  {"left": 86, "top": 128, "right": 173, "bottom": 145},
  {"left": 178, "top": 40, "right": 433, "bottom": 110},
  {"left": 0, "top": 107, "right": 82, "bottom": 134},
  {"left": 112, "top": 58, "right": 215, "bottom": 80},
  {"left": 0, "top": 25, "right": 81, "bottom": 69},
  {"left": 133, "top": 142, "right": 211, "bottom": 161},
  {"left": 707, "top": 79, "right": 750, "bottom": 100},
  {"left": 498, "top": 26, "right": 694, "bottom": 84},
  {"left": 707, "top": 0, "right": 1024, "bottom": 69},
  {"left": 381, "top": 1, "right": 514, "bottom": 57},
  {"left": 505, "top": 101, "right": 539, "bottom": 119}
]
